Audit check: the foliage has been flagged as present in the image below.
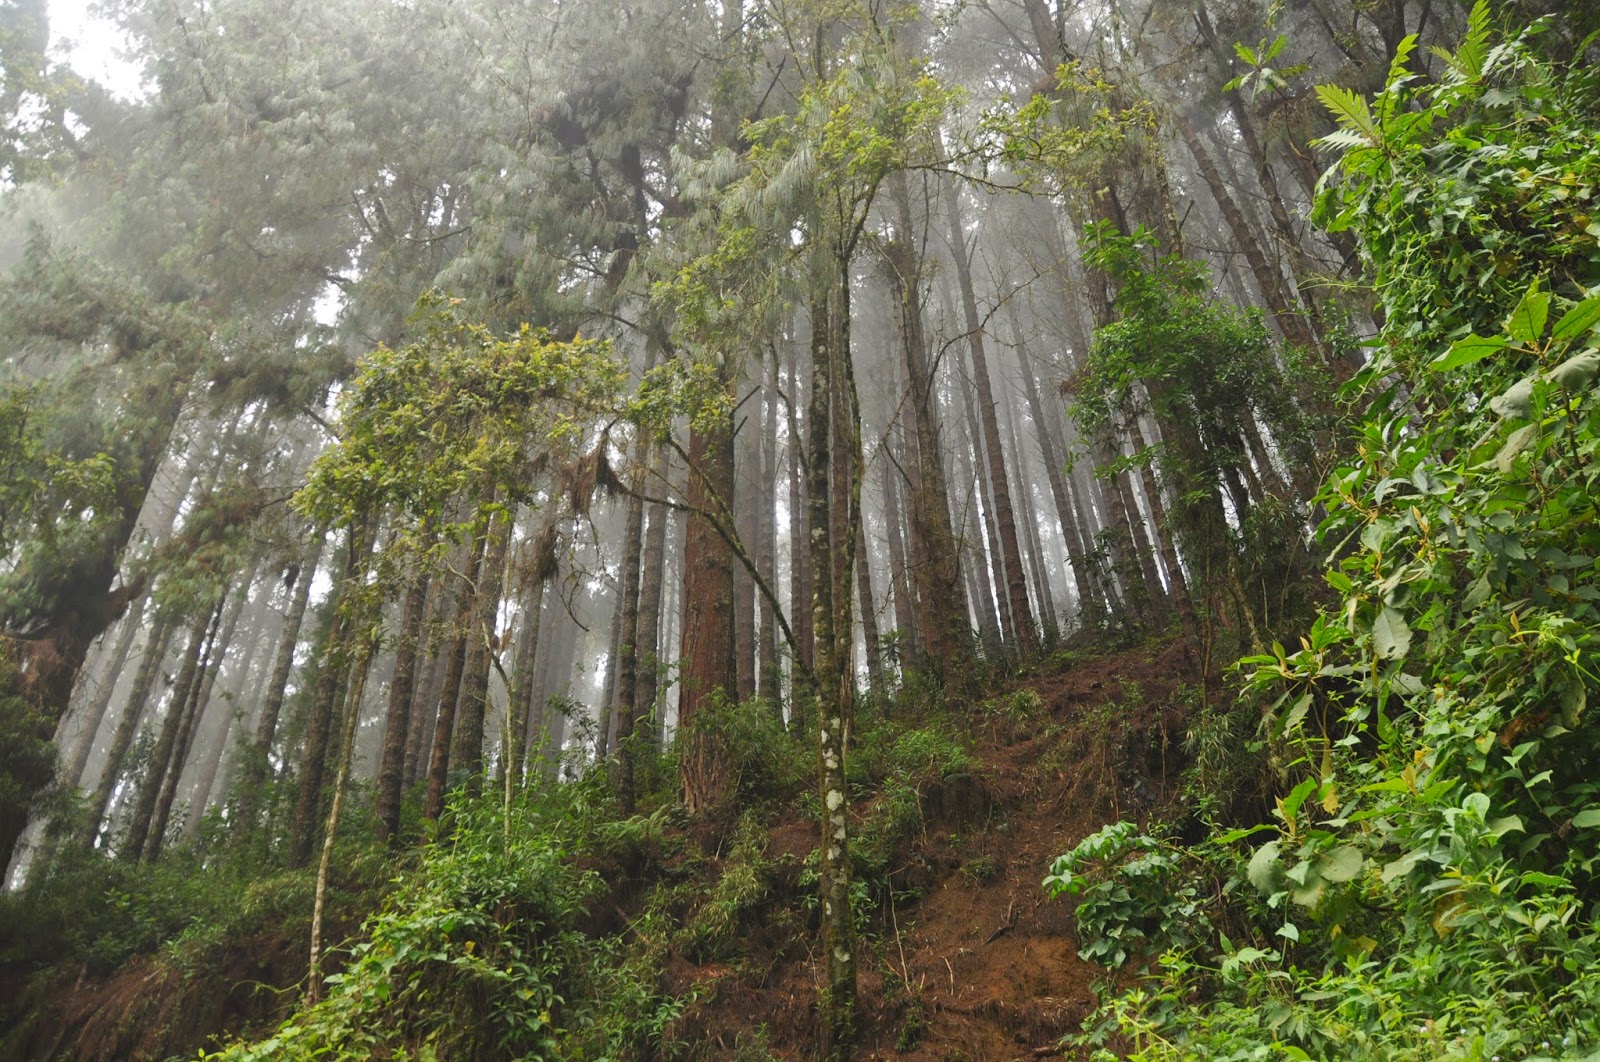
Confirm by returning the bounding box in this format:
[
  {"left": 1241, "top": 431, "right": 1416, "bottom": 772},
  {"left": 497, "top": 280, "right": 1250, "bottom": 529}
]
[
  {"left": 1073, "top": 222, "right": 1330, "bottom": 641},
  {"left": 1044, "top": 821, "right": 1210, "bottom": 969},
  {"left": 297, "top": 295, "right": 624, "bottom": 533},
  {"left": 207, "top": 782, "right": 693, "bottom": 1062},
  {"left": 1052, "top": 8, "right": 1600, "bottom": 1059}
]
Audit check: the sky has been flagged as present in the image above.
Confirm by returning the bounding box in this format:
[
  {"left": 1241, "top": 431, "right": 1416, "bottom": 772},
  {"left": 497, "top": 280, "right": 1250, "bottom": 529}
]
[{"left": 49, "top": 0, "right": 146, "bottom": 99}]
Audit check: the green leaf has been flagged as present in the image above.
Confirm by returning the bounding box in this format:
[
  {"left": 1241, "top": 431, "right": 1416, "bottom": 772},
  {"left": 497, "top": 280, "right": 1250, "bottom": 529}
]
[
  {"left": 1506, "top": 280, "right": 1550, "bottom": 346},
  {"left": 1315, "top": 84, "right": 1377, "bottom": 142},
  {"left": 1488, "top": 815, "right": 1524, "bottom": 838},
  {"left": 1494, "top": 423, "right": 1538, "bottom": 474},
  {"left": 1317, "top": 846, "right": 1364, "bottom": 883},
  {"left": 1430, "top": 333, "right": 1507, "bottom": 371},
  {"left": 1248, "top": 840, "right": 1283, "bottom": 895},
  {"left": 1372, "top": 606, "right": 1412, "bottom": 660},
  {"left": 1573, "top": 808, "right": 1600, "bottom": 829},
  {"left": 1551, "top": 296, "right": 1600, "bottom": 342},
  {"left": 1489, "top": 377, "right": 1535, "bottom": 420},
  {"left": 1546, "top": 349, "right": 1600, "bottom": 391}
]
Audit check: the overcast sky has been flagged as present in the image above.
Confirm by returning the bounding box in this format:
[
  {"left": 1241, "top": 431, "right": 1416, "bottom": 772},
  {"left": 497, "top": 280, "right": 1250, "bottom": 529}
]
[{"left": 50, "top": 0, "right": 145, "bottom": 98}]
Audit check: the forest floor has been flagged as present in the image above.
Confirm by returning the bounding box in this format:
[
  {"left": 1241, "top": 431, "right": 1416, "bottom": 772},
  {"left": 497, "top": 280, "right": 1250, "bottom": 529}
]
[
  {"left": 667, "top": 635, "right": 1197, "bottom": 1061},
  {"left": 3, "top": 635, "right": 1197, "bottom": 1061}
]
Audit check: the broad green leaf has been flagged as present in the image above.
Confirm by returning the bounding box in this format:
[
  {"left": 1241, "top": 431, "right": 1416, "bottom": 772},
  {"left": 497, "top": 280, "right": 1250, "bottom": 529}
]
[
  {"left": 1290, "top": 875, "right": 1328, "bottom": 909},
  {"left": 1506, "top": 280, "right": 1550, "bottom": 346},
  {"left": 1281, "top": 777, "right": 1319, "bottom": 823},
  {"left": 1573, "top": 808, "right": 1600, "bottom": 829},
  {"left": 1494, "top": 423, "right": 1538, "bottom": 474},
  {"left": 1372, "top": 606, "right": 1412, "bottom": 660},
  {"left": 1551, "top": 296, "right": 1600, "bottom": 342},
  {"left": 1546, "top": 349, "right": 1600, "bottom": 391},
  {"left": 1248, "top": 840, "right": 1283, "bottom": 894},
  {"left": 1489, "top": 376, "right": 1535, "bottom": 420},
  {"left": 1318, "top": 846, "right": 1364, "bottom": 882},
  {"left": 1488, "top": 815, "right": 1524, "bottom": 838},
  {"left": 1382, "top": 849, "right": 1427, "bottom": 883},
  {"left": 1430, "top": 333, "right": 1506, "bottom": 371}
]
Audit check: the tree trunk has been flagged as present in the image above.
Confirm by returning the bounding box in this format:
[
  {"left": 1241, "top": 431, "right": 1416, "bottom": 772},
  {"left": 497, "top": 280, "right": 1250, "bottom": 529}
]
[
  {"left": 1012, "top": 328, "right": 1091, "bottom": 612},
  {"left": 146, "top": 567, "right": 257, "bottom": 860},
  {"left": 122, "top": 594, "right": 224, "bottom": 861},
  {"left": 84, "top": 614, "right": 175, "bottom": 849},
  {"left": 756, "top": 359, "right": 780, "bottom": 700},
  {"left": 1176, "top": 112, "right": 1317, "bottom": 354},
  {"left": 679, "top": 397, "right": 738, "bottom": 811},
  {"left": 809, "top": 275, "right": 858, "bottom": 1062},
  {"left": 375, "top": 561, "right": 431, "bottom": 846},
  {"left": 946, "top": 190, "right": 1034, "bottom": 654},
  {"left": 306, "top": 633, "right": 375, "bottom": 1005},
  {"left": 423, "top": 525, "right": 488, "bottom": 824},
  {"left": 234, "top": 542, "right": 322, "bottom": 843},
  {"left": 855, "top": 517, "right": 882, "bottom": 689},
  {"left": 613, "top": 453, "right": 648, "bottom": 813},
  {"left": 634, "top": 448, "right": 670, "bottom": 746},
  {"left": 885, "top": 177, "right": 968, "bottom": 677},
  {"left": 290, "top": 529, "right": 368, "bottom": 868},
  {"left": 182, "top": 588, "right": 274, "bottom": 842},
  {"left": 63, "top": 592, "right": 148, "bottom": 789},
  {"left": 451, "top": 508, "right": 512, "bottom": 795}
]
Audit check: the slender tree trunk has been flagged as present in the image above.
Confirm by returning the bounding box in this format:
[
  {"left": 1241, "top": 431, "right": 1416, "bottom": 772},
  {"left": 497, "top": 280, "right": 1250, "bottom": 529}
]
[
  {"left": 855, "top": 517, "right": 882, "bottom": 689},
  {"left": 885, "top": 179, "right": 967, "bottom": 676},
  {"left": 405, "top": 580, "right": 450, "bottom": 788},
  {"left": 451, "top": 509, "right": 512, "bottom": 795},
  {"left": 1013, "top": 330, "right": 1091, "bottom": 611},
  {"left": 809, "top": 274, "right": 858, "bottom": 1062},
  {"left": 64, "top": 593, "right": 147, "bottom": 788},
  {"left": 954, "top": 357, "right": 1007, "bottom": 643},
  {"left": 880, "top": 447, "right": 918, "bottom": 656},
  {"left": 306, "top": 633, "right": 375, "bottom": 1005},
  {"left": 122, "top": 594, "right": 224, "bottom": 861},
  {"left": 734, "top": 391, "right": 759, "bottom": 703},
  {"left": 1002, "top": 390, "right": 1058, "bottom": 625},
  {"left": 1176, "top": 112, "right": 1316, "bottom": 354},
  {"left": 234, "top": 543, "right": 321, "bottom": 843},
  {"left": 946, "top": 191, "right": 1033, "bottom": 653},
  {"left": 290, "top": 529, "right": 369, "bottom": 868},
  {"left": 182, "top": 589, "right": 274, "bottom": 842},
  {"left": 85, "top": 615, "right": 175, "bottom": 848},
  {"left": 756, "top": 360, "right": 780, "bottom": 700},
  {"left": 507, "top": 549, "right": 549, "bottom": 789},
  {"left": 146, "top": 567, "right": 257, "bottom": 860},
  {"left": 634, "top": 449, "right": 670, "bottom": 746},
  {"left": 786, "top": 340, "right": 815, "bottom": 689},
  {"left": 613, "top": 454, "right": 648, "bottom": 814},
  {"left": 423, "top": 526, "right": 488, "bottom": 824},
  {"left": 375, "top": 561, "right": 431, "bottom": 846}
]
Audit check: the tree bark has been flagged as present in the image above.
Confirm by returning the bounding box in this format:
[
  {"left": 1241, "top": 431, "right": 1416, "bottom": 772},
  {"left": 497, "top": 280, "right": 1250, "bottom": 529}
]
[
  {"left": 234, "top": 542, "right": 321, "bottom": 843},
  {"left": 375, "top": 561, "right": 431, "bottom": 847},
  {"left": 423, "top": 524, "right": 488, "bottom": 823},
  {"left": 291, "top": 528, "right": 368, "bottom": 868},
  {"left": 451, "top": 508, "right": 512, "bottom": 795},
  {"left": 946, "top": 190, "right": 1034, "bottom": 653},
  {"left": 84, "top": 614, "right": 175, "bottom": 849},
  {"left": 122, "top": 594, "right": 223, "bottom": 862},
  {"left": 678, "top": 395, "right": 738, "bottom": 811}
]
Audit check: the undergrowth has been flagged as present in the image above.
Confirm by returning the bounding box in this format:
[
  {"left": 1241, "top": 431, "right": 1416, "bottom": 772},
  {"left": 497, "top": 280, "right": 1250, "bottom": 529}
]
[{"left": 1045, "top": 10, "right": 1600, "bottom": 1061}]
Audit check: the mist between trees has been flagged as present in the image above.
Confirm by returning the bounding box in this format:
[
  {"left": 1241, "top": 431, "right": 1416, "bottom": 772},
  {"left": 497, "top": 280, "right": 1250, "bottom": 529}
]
[{"left": 3, "top": 0, "right": 1598, "bottom": 1059}]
